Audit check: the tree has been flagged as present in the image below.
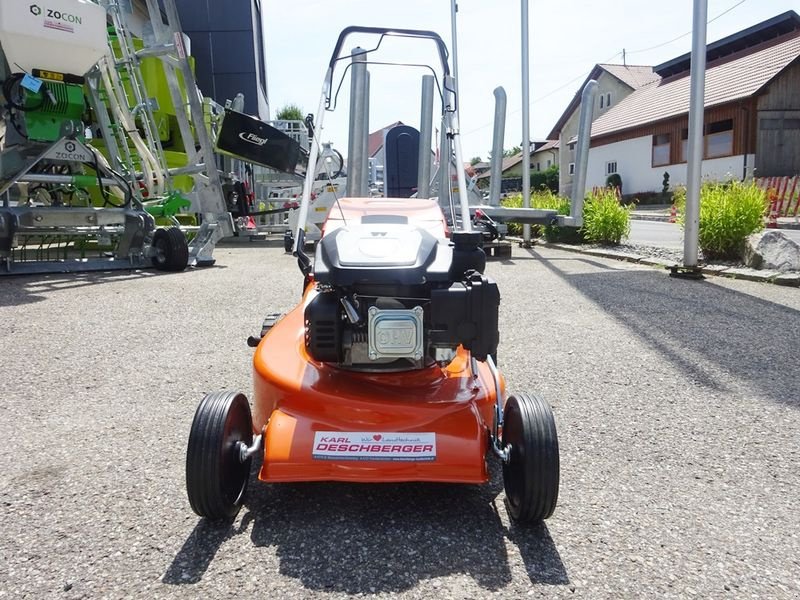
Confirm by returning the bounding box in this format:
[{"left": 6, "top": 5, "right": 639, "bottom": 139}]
[
  {"left": 276, "top": 104, "right": 304, "bottom": 121},
  {"left": 488, "top": 147, "right": 522, "bottom": 161},
  {"left": 531, "top": 165, "right": 559, "bottom": 194},
  {"left": 470, "top": 156, "right": 483, "bottom": 166}
]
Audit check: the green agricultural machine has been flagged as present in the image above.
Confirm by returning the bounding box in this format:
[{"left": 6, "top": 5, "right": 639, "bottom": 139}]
[{"left": 0, "top": 0, "right": 233, "bottom": 274}]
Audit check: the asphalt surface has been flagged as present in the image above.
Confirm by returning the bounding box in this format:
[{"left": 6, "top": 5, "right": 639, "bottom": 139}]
[
  {"left": 629, "top": 221, "right": 684, "bottom": 249},
  {"left": 2, "top": 244, "right": 799, "bottom": 599},
  {"left": 629, "top": 219, "right": 800, "bottom": 248}
]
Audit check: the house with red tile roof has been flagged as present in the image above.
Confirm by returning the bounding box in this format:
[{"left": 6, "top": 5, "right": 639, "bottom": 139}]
[
  {"left": 582, "top": 11, "right": 800, "bottom": 195},
  {"left": 548, "top": 65, "right": 660, "bottom": 197},
  {"left": 476, "top": 140, "right": 560, "bottom": 187}
]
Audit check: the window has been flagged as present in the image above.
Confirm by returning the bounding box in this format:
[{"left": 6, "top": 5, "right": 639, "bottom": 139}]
[
  {"left": 600, "top": 95, "right": 605, "bottom": 109},
  {"left": 606, "top": 161, "right": 618, "bottom": 175},
  {"left": 569, "top": 163, "right": 575, "bottom": 175},
  {"left": 569, "top": 142, "right": 576, "bottom": 154},
  {"left": 606, "top": 93, "right": 612, "bottom": 107},
  {"left": 680, "top": 128, "right": 689, "bottom": 163},
  {"left": 761, "top": 117, "right": 800, "bottom": 130},
  {"left": 705, "top": 119, "right": 733, "bottom": 159},
  {"left": 547, "top": 159, "right": 552, "bottom": 168},
  {"left": 536, "top": 162, "right": 541, "bottom": 172},
  {"left": 652, "top": 133, "right": 671, "bottom": 167}
]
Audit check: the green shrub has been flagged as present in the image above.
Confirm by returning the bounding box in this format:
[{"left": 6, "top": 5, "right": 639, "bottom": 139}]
[
  {"left": 530, "top": 165, "right": 559, "bottom": 194},
  {"left": 673, "top": 185, "right": 686, "bottom": 210},
  {"left": 501, "top": 189, "right": 632, "bottom": 245},
  {"left": 276, "top": 104, "right": 304, "bottom": 120},
  {"left": 676, "top": 181, "right": 767, "bottom": 259},
  {"left": 582, "top": 188, "right": 631, "bottom": 245},
  {"left": 606, "top": 173, "right": 623, "bottom": 191},
  {"left": 535, "top": 192, "right": 575, "bottom": 243},
  {"left": 531, "top": 190, "right": 570, "bottom": 212},
  {"left": 500, "top": 191, "right": 570, "bottom": 237},
  {"left": 500, "top": 193, "right": 523, "bottom": 235}
]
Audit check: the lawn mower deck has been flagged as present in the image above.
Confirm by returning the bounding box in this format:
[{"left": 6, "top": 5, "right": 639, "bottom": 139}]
[{"left": 253, "top": 305, "right": 501, "bottom": 484}]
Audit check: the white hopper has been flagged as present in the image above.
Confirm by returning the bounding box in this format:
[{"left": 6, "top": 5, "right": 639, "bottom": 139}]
[{"left": 0, "top": 0, "right": 107, "bottom": 76}]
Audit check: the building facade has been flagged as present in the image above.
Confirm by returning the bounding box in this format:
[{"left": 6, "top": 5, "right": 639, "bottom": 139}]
[
  {"left": 175, "top": 0, "right": 269, "bottom": 119},
  {"left": 548, "top": 64, "right": 659, "bottom": 198},
  {"left": 585, "top": 11, "right": 800, "bottom": 194}
]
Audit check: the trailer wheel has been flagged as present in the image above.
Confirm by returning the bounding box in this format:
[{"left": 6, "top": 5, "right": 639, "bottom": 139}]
[
  {"left": 283, "top": 230, "right": 294, "bottom": 253},
  {"left": 502, "top": 392, "right": 559, "bottom": 524},
  {"left": 151, "top": 227, "right": 189, "bottom": 272},
  {"left": 186, "top": 391, "right": 253, "bottom": 520}
]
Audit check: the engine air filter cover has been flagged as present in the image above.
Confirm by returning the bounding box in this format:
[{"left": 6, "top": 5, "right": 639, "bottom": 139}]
[{"left": 367, "top": 306, "right": 424, "bottom": 361}]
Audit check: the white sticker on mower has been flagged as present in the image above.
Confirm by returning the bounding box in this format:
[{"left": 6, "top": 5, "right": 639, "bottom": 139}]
[{"left": 312, "top": 432, "right": 436, "bottom": 462}]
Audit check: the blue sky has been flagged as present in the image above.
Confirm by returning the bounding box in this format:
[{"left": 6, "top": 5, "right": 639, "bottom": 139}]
[{"left": 265, "top": 0, "right": 799, "bottom": 160}]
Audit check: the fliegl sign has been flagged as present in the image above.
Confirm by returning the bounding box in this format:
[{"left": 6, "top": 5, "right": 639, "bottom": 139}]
[
  {"left": 29, "top": 4, "right": 83, "bottom": 33},
  {"left": 312, "top": 432, "right": 436, "bottom": 462},
  {"left": 239, "top": 132, "right": 269, "bottom": 146}
]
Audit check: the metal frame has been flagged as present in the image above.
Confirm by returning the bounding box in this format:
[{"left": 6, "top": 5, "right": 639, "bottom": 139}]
[
  {"left": 0, "top": 137, "right": 155, "bottom": 275},
  {"left": 1, "top": 0, "right": 235, "bottom": 274},
  {"left": 139, "top": 0, "right": 233, "bottom": 265},
  {"left": 475, "top": 79, "right": 597, "bottom": 228},
  {"left": 417, "top": 75, "right": 435, "bottom": 199},
  {"left": 293, "top": 26, "right": 473, "bottom": 252}
]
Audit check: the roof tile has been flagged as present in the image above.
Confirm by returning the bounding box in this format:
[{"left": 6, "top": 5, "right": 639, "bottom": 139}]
[
  {"left": 592, "top": 31, "right": 800, "bottom": 138},
  {"left": 597, "top": 64, "right": 661, "bottom": 89}
]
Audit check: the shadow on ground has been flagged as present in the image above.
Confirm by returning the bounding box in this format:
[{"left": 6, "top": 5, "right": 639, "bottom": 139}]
[
  {"left": 529, "top": 248, "right": 800, "bottom": 407},
  {"left": 0, "top": 266, "right": 221, "bottom": 307},
  {"left": 164, "top": 462, "right": 568, "bottom": 593}
]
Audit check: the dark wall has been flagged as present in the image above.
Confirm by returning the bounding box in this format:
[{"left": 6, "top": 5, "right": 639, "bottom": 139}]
[
  {"left": 175, "top": 0, "right": 269, "bottom": 119},
  {"left": 756, "top": 58, "right": 800, "bottom": 177}
]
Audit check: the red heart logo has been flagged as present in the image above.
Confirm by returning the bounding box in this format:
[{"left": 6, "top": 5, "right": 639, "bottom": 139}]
[{"left": 373, "top": 434, "right": 382, "bottom": 441}]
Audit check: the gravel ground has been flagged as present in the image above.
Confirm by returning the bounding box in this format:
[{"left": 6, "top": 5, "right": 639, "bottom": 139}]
[
  {"left": 616, "top": 243, "right": 689, "bottom": 263},
  {"left": 2, "top": 244, "right": 799, "bottom": 599}
]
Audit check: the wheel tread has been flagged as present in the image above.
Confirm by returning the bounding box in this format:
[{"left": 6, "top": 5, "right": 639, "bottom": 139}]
[
  {"left": 186, "top": 391, "right": 253, "bottom": 520},
  {"left": 152, "top": 227, "right": 189, "bottom": 272},
  {"left": 502, "top": 392, "right": 560, "bottom": 524}
]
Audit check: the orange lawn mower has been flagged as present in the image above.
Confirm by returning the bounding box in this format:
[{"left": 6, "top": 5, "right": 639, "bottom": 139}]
[{"left": 184, "top": 27, "right": 560, "bottom": 525}]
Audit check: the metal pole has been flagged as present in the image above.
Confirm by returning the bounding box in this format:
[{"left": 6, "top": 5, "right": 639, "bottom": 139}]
[
  {"left": 361, "top": 70, "right": 371, "bottom": 196},
  {"left": 489, "top": 87, "right": 507, "bottom": 206},
  {"left": 19, "top": 174, "right": 120, "bottom": 186},
  {"left": 684, "top": 0, "right": 708, "bottom": 269},
  {"left": 450, "top": 0, "right": 460, "bottom": 101},
  {"left": 346, "top": 47, "right": 368, "bottom": 197},
  {"left": 294, "top": 71, "right": 331, "bottom": 251},
  {"left": 570, "top": 80, "right": 599, "bottom": 228},
  {"left": 439, "top": 117, "right": 451, "bottom": 217},
  {"left": 445, "top": 75, "right": 472, "bottom": 233},
  {"left": 520, "top": 0, "right": 531, "bottom": 243},
  {"left": 418, "top": 75, "right": 435, "bottom": 199}
]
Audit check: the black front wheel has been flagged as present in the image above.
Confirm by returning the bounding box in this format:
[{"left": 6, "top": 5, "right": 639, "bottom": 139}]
[
  {"left": 186, "top": 391, "right": 254, "bottom": 520},
  {"left": 151, "top": 227, "right": 189, "bottom": 272},
  {"left": 502, "top": 392, "right": 560, "bottom": 524}
]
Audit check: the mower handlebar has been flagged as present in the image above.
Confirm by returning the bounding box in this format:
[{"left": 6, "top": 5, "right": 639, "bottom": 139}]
[{"left": 327, "top": 26, "right": 451, "bottom": 77}]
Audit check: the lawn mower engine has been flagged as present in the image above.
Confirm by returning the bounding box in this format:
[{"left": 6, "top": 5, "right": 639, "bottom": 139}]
[{"left": 305, "top": 223, "right": 500, "bottom": 371}]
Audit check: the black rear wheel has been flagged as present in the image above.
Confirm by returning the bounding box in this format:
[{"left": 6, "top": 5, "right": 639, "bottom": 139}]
[
  {"left": 283, "top": 230, "right": 294, "bottom": 253},
  {"left": 502, "top": 392, "right": 559, "bottom": 523},
  {"left": 151, "top": 227, "right": 189, "bottom": 272},
  {"left": 186, "top": 391, "right": 253, "bottom": 520}
]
